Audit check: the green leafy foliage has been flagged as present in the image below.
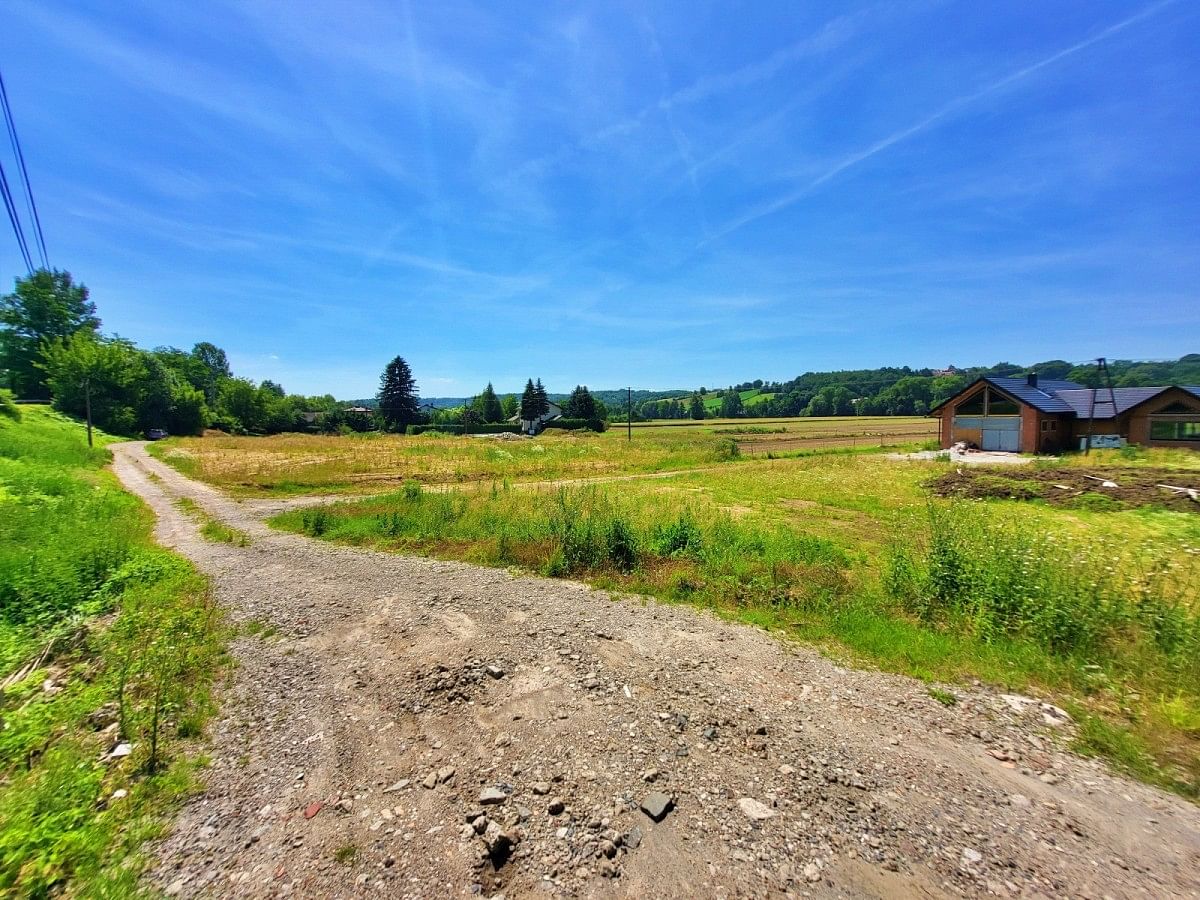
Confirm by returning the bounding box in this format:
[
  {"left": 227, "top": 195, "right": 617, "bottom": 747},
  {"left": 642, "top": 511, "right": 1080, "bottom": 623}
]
[
  {"left": 0, "top": 269, "right": 100, "bottom": 400},
  {"left": 0, "top": 406, "right": 224, "bottom": 894}
]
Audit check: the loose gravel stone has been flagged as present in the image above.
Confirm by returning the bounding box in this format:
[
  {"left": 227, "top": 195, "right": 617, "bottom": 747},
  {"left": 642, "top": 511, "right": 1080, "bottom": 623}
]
[{"left": 639, "top": 793, "right": 673, "bottom": 823}]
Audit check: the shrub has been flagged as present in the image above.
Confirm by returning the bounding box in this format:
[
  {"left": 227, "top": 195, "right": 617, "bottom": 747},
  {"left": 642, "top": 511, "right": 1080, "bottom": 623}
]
[
  {"left": 407, "top": 424, "right": 464, "bottom": 435},
  {"left": 300, "top": 506, "right": 332, "bottom": 536},
  {"left": 654, "top": 512, "right": 704, "bottom": 557},
  {"left": 886, "top": 502, "right": 1200, "bottom": 662}
]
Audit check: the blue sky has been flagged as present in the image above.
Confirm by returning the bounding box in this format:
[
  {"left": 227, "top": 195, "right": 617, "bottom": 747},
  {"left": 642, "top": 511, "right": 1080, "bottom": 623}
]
[{"left": 1, "top": 1, "right": 1197, "bottom": 398}]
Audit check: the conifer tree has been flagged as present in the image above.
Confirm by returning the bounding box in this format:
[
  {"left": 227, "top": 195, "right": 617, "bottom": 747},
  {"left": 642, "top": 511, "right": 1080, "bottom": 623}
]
[
  {"left": 533, "top": 378, "right": 549, "bottom": 418},
  {"left": 689, "top": 392, "right": 705, "bottom": 420},
  {"left": 564, "top": 384, "right": 596, "bottom": 419},
  {"left": 377, "top": 356, "right": 420, "bottom": 431},
  {"left": 519, "top": 378, "right": 537, "bottom": 421}
]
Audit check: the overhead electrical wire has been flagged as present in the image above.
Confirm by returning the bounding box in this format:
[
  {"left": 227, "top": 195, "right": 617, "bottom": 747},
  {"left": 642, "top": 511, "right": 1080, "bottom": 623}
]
[
  {"left": 0, "top": 156, "right": 33, "bottom": 273},
  {"left": 0, "top": 68, "right": 47, "bottom": 269}
]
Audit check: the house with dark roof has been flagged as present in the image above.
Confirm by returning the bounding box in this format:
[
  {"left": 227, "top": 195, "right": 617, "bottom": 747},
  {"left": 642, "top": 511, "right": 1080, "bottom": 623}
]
[{"left": 929, "top": 374, "right": 1200, "bottom": 452}]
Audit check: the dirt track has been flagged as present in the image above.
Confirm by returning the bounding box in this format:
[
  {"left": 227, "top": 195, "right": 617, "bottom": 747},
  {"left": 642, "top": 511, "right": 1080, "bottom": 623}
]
[{"left": 110, "top": 442, "right": 1200, "bottom": 899}]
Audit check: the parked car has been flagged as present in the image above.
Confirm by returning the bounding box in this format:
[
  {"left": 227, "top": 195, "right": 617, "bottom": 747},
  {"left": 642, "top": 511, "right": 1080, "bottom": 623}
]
[{"left": 146, "top": 428, "right": 169, "bottom": 441}]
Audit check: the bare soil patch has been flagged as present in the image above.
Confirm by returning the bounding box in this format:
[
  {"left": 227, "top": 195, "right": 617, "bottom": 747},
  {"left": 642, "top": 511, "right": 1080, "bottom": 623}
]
[{"left": 929, "top": 466, "right": 1200, "bottom": 511}]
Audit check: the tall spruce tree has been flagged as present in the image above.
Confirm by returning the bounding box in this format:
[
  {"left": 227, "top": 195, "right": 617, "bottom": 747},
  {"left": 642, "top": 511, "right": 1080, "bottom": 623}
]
[
  {"left": 519, "top": 378, "right": 537, "bottom": 421},
  {"left": 689, "top": 392, "right": 706, "bottom": 420},
  {"left": 533, "top": 378, "right": 549, "bottom": 417},
  {"left": 377, "top": 356, "right": 420, "bottom": 431}
]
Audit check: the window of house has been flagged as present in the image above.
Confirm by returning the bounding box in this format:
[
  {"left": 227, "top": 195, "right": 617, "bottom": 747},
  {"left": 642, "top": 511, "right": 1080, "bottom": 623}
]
[
  {"left": 1150, "top": 420, "right": 1200, "bottom": 441},
  {"left": 986, "top": 390, "right": 1019, "bottom": 415},
  {"left": 1041, "top": 420, "right": 1049, "bottom": 432},
  {"left": 955, "top": 391, "right": 985, "bottom": 415}
]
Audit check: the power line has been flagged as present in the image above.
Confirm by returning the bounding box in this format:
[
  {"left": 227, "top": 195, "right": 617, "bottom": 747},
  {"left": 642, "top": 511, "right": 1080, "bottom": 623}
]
[
  {"left": 0, "top": 156, "right": 33, "bottom": 272},
  {"left": 0, "top": 68, "right": 47, "bottom": 268}
]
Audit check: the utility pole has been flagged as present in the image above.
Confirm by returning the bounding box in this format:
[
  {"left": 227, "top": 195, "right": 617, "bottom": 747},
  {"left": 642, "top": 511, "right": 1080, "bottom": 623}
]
[
  {"left": 82, "top": 375, "right": 93, "bottom": 448},
  {"left": 1083, "top": 357, "right": 1117, "bottom": 456},
  {"left": 627, "top": 387, "right": 632, "bottom": 442}
]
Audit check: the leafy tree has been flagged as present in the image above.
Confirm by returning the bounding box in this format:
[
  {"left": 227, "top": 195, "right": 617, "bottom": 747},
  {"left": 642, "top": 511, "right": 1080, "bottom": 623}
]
[
  {"left": 261, "top": 379, "right": 286, "bottom": 397},
  {"left": 191, "top": 342, "right": 231, "bottom": 404},
  {"left": 805, "top": 385, "right": 854, "bottom": 417},
  {"left": 1028, "top": 359, "right": 1073, "bottom": 380},
  {"left": 165, "top": 382, "right": 207, "bottom": 435},
  {"left": 217, "top": 378, "right": 267, "bottom": 433},
  {"left": 873, "top": 377, "right": 931, "bottom": 416},
  {"left": 689, "top": 393, "right": 705, "bottom": 420},
  {"left": 477, "top": 382, "right": 504, "bottom": 423},
  {"left": 931, "top": 375, "right": 968, "bottom": 406},
  {"left": 377, "top": 356, "right": 421, "bottom": 431},
  {"left": 40, "top": 332, "right": 145, "bottom": 435},
  {"left": 0, "top": 269, "right": 100, "bottom": 399},
  {"left": 501, "top": 394, "right": 518, "bottom": 419},
  {"left": 519, "top": 379, "right": 537, "bottom": 421},
  {"left": 719, "top": 390, "right": 745, "bottom": 418}
]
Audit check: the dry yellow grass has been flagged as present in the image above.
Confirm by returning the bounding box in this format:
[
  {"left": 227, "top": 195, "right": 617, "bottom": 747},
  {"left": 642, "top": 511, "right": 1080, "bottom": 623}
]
[{"left": 150, "top": 428, "right": 740, "bottom": 496}]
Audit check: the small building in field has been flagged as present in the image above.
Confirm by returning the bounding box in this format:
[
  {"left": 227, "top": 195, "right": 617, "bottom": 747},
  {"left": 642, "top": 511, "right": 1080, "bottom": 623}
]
[
  {"left": 929, "top": 374, "right": 1200, "bottom": 453},
  {"left": 510, "top": 401, "right": 563, "bottom": 434}
]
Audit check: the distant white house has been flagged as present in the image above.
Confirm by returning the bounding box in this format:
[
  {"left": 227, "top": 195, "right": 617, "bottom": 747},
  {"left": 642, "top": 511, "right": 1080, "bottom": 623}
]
[{"left": 510, "top": 400, "right": 563, "bottom": 434}]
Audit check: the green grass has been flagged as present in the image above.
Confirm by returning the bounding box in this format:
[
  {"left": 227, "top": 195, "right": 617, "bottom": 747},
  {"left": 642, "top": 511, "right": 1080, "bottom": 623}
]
[
  {"left": 701, "top": 388, "right": 772, "bottom": 412},
  {"left": 243, "top": 619, "right": 279, "bottom": 641},
  {"left": 0, "top": 406, "right": 226, "bottom": 895},
  {"left": 278, "top": 481, "right": 852, "bottom": 617},
  {"left": 928, "top": 687, "right": 958, "bottom": 706},
  {"left": 174, "top": 497, "right": 252, "bottom": 547}
]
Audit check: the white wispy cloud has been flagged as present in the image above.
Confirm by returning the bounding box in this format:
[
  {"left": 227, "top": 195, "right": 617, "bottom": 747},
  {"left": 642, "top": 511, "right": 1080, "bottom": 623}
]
[{"left": 707, "top": 0, "right": 1179, "bottom": 243}]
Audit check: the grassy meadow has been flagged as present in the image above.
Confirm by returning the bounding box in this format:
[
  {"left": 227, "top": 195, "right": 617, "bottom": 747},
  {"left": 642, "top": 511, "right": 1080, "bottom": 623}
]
[
  {"left": 148, "top": 427, "right": 743, "bottom": 497},
  {"left": 256, "top": 433, "right": 1200, "bottom": 797},
  {"left": 148, "top": 415, "right": 937, "bottom": 497},
  {"left": 0, "top": 407, "right": 225, "bottom": 895}
]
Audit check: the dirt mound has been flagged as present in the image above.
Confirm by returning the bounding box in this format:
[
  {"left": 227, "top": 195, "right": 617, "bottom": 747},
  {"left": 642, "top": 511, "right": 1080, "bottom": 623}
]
[{"left": 929, "top": 466, "right": 1200, "bottom": 511}]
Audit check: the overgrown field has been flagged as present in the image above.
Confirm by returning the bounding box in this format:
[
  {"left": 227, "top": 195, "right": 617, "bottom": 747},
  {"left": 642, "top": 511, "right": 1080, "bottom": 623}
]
[
  {"left": 629, "top": 415, "right": 939, "bottom": 455},
  {"left": 272, "top": 450, "right": 1200, "bottom": 797},
  {"left": 147, "top": 417, "right": 938, "bottom": 497},
  {"left": 0, "top": 406, "right": 224, "bottom": 895},
  {"left": 149, "top": 428, "right": 743, "bottom": 497}
]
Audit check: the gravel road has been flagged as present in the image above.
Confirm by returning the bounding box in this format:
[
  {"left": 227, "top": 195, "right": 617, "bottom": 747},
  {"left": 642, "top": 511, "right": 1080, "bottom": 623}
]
[{"left": 110, "top": 442, "right": 1200, "bottom": 899}]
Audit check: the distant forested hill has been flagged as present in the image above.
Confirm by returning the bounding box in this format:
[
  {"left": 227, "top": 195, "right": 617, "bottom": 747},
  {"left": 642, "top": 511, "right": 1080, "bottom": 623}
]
[
  {"left": 637, "top": 354, "right": 1200, "bottom": 419},
  {"left": 352, "top": 354, "right": 1198, "bottom": 421}
]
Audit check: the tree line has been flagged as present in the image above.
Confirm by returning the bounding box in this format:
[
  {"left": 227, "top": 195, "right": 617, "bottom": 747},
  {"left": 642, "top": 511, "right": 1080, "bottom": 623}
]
[
  {"left": 0, "top": 270, "right": 341, "bottom": 436},
  {"left": 638, "top": 355, "right": 1200, "bottom": 420}
]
